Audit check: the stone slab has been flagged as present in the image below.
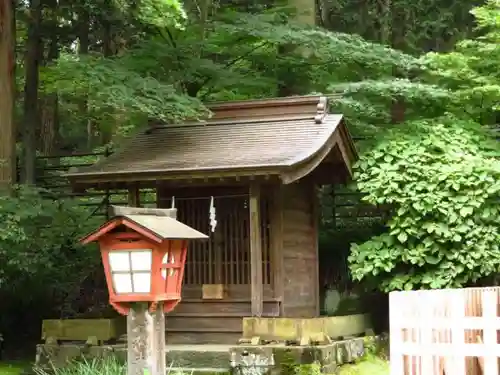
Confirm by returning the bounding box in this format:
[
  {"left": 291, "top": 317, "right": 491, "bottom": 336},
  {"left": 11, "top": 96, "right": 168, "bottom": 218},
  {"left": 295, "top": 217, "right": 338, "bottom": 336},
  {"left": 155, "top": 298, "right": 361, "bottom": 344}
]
[
  {"left": 41, "top": 318, "right": 126, "bottom": 343},
  {"left": 242, "top": 314, "right": 371, "bottom": 341}
]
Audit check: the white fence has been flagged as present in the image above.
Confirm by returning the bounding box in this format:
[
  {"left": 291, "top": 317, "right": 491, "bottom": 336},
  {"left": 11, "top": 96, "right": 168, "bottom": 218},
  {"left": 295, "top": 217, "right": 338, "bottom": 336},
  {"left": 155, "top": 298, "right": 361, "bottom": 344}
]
[{"left": 390, "top": 287, "right": 500, "bottom": 375}]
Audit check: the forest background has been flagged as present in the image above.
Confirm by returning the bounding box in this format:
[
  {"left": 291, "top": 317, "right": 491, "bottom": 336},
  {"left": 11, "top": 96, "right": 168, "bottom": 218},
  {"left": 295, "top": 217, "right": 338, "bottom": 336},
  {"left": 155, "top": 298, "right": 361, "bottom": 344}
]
[{"left": 0, "top": 0, "right": 499, "bottom": 357}]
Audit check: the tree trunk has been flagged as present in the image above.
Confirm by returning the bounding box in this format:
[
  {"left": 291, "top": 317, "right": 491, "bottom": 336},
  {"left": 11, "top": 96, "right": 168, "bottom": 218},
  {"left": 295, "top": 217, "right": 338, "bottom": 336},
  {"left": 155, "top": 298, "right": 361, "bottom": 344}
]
[
  {"left": 76, "top": 5, "right": 94, "bottom": 150},
  {"left": 22, "top": 0, "right": 43, "bottom": 185},
  {"left": 390, "top": 0, "right": 407, "bottom": 124},
  {"left": 39, "top": 0, "right": 60, "bottom": 157},
  {"left": 277, "top": 0, "right": 316, "bottom": 97},
  {"left": 99, "top": 9, "right": 115, "bottom": 146},
  {"left": 0, "top": 0, "right": 16, "bottom": 190}
]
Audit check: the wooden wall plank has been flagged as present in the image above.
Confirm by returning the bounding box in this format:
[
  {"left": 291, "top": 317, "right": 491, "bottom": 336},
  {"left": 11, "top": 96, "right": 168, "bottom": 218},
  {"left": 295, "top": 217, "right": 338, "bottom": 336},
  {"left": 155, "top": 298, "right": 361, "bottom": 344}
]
[
  {"left": 311, "top": 184, "right": 320, "bottom": 316},
  {"left": 280, "top": 181, "right": 317, "bottom": 317}
]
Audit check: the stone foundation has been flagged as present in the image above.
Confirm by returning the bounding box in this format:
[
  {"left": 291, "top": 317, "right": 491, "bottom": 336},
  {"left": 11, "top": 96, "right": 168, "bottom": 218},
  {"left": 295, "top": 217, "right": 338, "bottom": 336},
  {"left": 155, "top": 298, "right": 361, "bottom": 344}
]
[{"left": 36, "top": 338, "right": 365, "bottom": 374}]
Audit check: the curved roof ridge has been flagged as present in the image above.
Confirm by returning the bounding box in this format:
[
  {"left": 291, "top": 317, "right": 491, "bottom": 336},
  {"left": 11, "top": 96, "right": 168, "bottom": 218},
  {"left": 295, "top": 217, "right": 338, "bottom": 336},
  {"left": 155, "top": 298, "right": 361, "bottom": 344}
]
[{"left": 285, "top": 114, "right": 343, "bottom": 167}]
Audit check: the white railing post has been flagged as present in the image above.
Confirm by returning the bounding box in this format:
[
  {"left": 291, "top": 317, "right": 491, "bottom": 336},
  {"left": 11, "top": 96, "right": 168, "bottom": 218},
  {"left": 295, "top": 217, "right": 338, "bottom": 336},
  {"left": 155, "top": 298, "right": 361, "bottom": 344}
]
[
  {"left": 390, "top": 291, "right": 405, "bottom": 375},
  {"left": 482, "top": 289, "right": 497, "bottom": 375}
]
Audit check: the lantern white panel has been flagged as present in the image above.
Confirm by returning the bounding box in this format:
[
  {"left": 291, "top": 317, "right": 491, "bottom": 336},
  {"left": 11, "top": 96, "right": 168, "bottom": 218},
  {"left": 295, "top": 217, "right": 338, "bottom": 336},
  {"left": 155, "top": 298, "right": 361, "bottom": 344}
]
[
  {"left": 130, "top": 250, "right": 152, "bottom": 271},
  {"left": 160, "top": 252, "right": 174, "bottom": 279},
  {"left": 113, "top": 273, "right": 133, "bottom": 294},
  {"left": 132, "top": 273, "right": 151, "bottom": 293},
  {"left": 109, "top": 251, "right": 131, "bottom": 272}
]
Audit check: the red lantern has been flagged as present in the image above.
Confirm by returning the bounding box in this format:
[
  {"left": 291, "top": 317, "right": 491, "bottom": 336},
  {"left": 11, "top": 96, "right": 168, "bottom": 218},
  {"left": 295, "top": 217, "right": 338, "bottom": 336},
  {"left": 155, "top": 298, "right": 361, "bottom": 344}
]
[{"left": 80, "top": 211, "right": 208, "bottom": 315}]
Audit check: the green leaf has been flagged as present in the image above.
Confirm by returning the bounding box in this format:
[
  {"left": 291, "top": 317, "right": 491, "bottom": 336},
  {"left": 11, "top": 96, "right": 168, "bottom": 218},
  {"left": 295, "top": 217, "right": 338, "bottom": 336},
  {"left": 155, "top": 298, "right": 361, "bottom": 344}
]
[
  {"left": 397, "top": 232, "right": 408, "bottom": 244},
  {"left": 460, "top": 206, "right": 474, "bottom": 217},
  {"left": 425, "top": 255, "right": 441, "bottom": 265}
]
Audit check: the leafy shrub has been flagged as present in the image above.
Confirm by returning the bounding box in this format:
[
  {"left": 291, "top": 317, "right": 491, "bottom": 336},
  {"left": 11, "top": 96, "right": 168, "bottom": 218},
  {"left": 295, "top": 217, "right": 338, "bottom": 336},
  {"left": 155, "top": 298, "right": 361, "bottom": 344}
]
[
  {"left": 337, "top": 355, "right": 389, "bottom": 375},
  {"left": 348, "top": 116, "right": 500, "bottom": 291},
  {"left": 0, "top": 186, "right": 106, "bottom": 338},
  {"left": 0, "top": 185, "right": 101, "bottom": 291}
]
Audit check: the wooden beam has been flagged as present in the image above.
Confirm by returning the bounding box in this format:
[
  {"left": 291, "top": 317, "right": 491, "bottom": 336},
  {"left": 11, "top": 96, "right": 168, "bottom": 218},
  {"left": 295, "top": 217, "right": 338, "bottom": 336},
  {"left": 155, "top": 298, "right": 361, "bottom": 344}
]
[
  {"left": 128, "top": 184, "right": 140, "bottom": 206},
  {"left": 77, "top": 175, "right": 282, "bottom": 193},
  {"left": 249, "top": 183, "right": 263, "bottom": 317},
  {"left": 68, "top": 169, "right": 280, "bottom": 184}
]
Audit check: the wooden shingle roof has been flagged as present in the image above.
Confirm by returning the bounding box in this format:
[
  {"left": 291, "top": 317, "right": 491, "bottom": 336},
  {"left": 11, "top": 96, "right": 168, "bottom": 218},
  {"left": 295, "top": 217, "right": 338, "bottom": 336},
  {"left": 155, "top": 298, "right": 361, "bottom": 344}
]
[{"left": 66, "top": 95, "right": 357, "bottom": 186}]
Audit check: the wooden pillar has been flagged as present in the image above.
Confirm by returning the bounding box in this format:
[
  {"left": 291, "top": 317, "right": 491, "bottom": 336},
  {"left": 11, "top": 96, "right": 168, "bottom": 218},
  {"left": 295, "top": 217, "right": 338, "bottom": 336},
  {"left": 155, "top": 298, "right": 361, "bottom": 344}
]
[
  {"left": 127, "top": 302, "right": 165, "bottom": 375},
  {"left": 249, "top": 183, "right": 263, "bottom": 316},
  {"left": 214, "top": 228, "right": 223, "bottom": 285},
  {"left": 311, "top": 184, "right": 320, "bottom": 316},
  {"left": 128, "top": 184, "right": 140, "bottom": 206},
  {"left": 270, "top": 185, "right": 284, "bottom": 314}
]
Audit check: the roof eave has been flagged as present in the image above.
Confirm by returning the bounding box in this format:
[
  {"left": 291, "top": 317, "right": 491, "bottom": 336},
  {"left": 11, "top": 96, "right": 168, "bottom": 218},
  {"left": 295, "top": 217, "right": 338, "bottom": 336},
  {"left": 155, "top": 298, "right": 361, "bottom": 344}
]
[
  {"left": 66, "top": 166, "right": 284, "bottom": 188},
  {"left": 279, "top": 119, "right": 356, "bottom": 184}
]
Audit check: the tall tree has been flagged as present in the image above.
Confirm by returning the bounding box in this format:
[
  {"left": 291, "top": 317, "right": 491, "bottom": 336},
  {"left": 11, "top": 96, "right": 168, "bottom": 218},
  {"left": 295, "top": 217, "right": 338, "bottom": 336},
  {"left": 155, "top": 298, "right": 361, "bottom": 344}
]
[
  {"left": 277, "top": 0, "right": 316, "bottom": 96},
  {"left": 39, "top": 0, "right": 61, "bottom": 156},
  {"left": 0, "top": 0, "right": 15, "bottom": 190},
  {"left": 21, "top": 0, "right": 43, "bottom": 184}
]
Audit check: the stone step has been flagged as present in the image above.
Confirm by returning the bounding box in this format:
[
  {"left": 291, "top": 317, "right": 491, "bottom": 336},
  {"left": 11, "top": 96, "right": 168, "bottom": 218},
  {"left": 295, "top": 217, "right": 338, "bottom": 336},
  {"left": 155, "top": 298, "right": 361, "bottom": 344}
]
[
  {"left": 168, "top": 367, "right": 229, "bottom": 375},
  {"left": 166, "top": 346, "right": 231, "bottom": 369}
]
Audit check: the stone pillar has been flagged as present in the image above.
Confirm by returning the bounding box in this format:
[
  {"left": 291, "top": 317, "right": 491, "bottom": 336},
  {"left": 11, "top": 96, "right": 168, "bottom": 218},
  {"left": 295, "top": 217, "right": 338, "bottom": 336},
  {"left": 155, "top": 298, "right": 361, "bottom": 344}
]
[{"left": 127, "top": 302, "right": 166, "bottom": 375}]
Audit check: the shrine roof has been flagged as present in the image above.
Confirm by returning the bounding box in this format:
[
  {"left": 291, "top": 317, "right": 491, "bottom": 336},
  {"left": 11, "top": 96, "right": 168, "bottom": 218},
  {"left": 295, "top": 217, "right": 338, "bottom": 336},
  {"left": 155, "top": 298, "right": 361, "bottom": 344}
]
[{"left": 66, "top": 95, "right": 357, "bottom": 186}]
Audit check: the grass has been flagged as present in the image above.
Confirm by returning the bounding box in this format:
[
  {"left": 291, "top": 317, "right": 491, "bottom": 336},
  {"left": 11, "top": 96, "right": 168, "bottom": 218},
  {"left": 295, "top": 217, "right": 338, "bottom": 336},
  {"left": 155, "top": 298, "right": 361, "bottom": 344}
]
[
  {"left": 337, "top": 355, "right": 389, "bottom": 375},
  {"left": 1, "top": 349, "right": 388, "bottom": 375},
  {"left": 0, "top": 360, "right": 34, "bottom": 375},
  {"left": 33, "top": 357, "right": 126, "bottom": 375}
]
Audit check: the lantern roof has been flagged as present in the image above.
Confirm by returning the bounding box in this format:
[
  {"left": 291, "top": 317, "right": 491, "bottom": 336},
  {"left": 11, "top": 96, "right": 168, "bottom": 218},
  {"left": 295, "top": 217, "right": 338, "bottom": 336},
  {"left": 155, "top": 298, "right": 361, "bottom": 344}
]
[{"left": 81, "top": 206, "right": 208, "bottom": 244}]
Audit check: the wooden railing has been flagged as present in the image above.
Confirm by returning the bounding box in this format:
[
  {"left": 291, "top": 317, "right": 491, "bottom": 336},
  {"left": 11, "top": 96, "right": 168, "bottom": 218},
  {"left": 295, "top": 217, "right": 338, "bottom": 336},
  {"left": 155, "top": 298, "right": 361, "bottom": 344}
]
[{"left": 390, "top": 287, "right": 500, "bottom": 375}]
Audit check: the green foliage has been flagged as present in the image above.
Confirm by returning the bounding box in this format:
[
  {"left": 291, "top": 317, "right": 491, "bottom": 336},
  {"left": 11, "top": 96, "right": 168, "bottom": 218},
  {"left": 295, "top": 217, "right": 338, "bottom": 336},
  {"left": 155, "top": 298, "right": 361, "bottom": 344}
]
[
  {"left": 294, "top": 362, "right": 321, "bottom": 375},
  {"left": 330, "top": 79, "right": 453, "bottom": 139},
  {"left": 348, "top": 116, "right": 500, "bottom": 291},
  {"left": 0, "top": 186, "right": 101, "bottom": 292},
  {"left": 347, "top": 1, "right": 500, "bottom": 291},
  {"left": 337, "top": 355, "right": 389, "bottom": 375},
  {"left": 0, "top": 361, "right": 32, "bottom": 375},
  {"left": 41, "top": 53, "right": 209, "bottom": 131},
  {"left": 40, "top": 7, "right": 421, "bottom": 133},
  {"left": 115, "top": 0, "right": 188, "bottom": 28},
  {"left": 421, "top": 0, "right": 500, "bottom": 123},
  {"left": 323, "top": 0, "right": 479, "bottom": 53}
]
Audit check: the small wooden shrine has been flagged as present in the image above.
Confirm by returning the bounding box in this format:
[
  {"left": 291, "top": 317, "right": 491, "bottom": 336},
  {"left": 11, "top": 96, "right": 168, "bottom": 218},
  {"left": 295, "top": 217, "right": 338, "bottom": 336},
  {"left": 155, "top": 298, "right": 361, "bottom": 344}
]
[{"left": 66, "top": 95, "right": 357, "bottom": 345}]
